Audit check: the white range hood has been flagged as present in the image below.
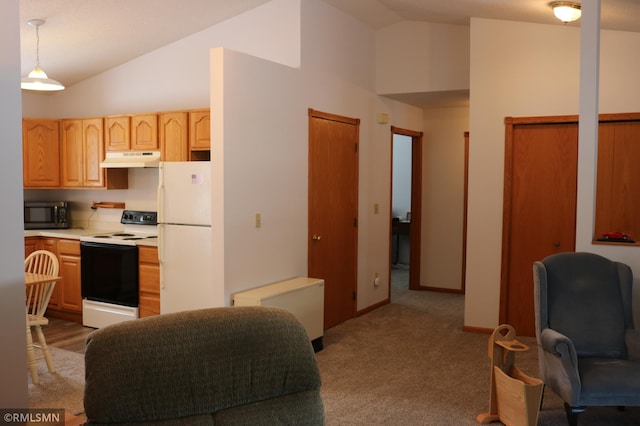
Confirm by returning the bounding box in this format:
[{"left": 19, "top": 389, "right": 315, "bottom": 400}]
[{"left": 100, "top": 151, "right": 161, "bottom": 168}]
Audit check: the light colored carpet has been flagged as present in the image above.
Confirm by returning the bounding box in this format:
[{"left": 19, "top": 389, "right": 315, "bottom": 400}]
[
  {"left": 28, "top": 346, "right": 85, "bottom": 416},
  {"left": 317, "top": 271, "right": 640, "bottom": 425},
  {"left": 28, "top": 281, "right": 640, "bottom": 424}
]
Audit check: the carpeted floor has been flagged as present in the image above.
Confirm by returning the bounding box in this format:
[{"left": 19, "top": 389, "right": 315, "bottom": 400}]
[
  {"left": 29, "top": 270, "right": 640, "bottom": 424},
  {"left": 316, "top": 267, "right": 640, "bottom": 425},
  {"left": 28, "top": 347, "right": 85, "bottom": 416}
]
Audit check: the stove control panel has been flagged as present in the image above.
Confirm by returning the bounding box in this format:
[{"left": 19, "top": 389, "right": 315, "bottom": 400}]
[{"left": 121, "top": 210, "right": 157, "bottom": 226}]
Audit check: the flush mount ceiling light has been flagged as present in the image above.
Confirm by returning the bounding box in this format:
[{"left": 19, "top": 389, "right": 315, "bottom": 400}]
[
  {"left": 550, "top": 2, "right": 582, "bottom": 23},
  {"left": 21, "top": 19, "right": 65, "bottom": 91}
]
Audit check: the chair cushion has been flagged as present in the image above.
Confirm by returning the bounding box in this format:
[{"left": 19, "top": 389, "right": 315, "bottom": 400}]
[
  {"left": 543, "top": 252, "right": 627, "bottom": 358},
  {"left": 579, "top": 358, "right": 640, "bottom": 406}
]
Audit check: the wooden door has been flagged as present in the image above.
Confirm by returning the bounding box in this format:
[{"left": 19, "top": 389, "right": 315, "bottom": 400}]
[
  {"left": 308, "top": 109, "right": 359, "bottom": 329},
  {"left": 501, "top": 117, "right": 578, "bottom": 336}
]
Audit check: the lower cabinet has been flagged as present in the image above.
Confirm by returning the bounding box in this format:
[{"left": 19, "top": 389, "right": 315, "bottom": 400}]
[
  {"left": 25, "top": 237, "right": 160, "bottom": 322},
  {"left": 138, "top": 246, "right": 160, "bottom": 317},
  {"left": 25, "top": 237, "right": 83, "bottom": 323}
]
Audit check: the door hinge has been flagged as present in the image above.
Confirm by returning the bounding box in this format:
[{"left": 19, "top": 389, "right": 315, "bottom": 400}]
[
  {"left": 354, "top": 218, "right": 358, "bottom": 227},
  {"left": 352, "top": 291, "right": 356, "bottom": 300},
  {"left": 355, "top": 143, "right": 358, "bottom": 153}
]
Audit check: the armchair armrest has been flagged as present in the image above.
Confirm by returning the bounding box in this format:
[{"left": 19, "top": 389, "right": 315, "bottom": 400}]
[
  {"left": 625, "top": 329, "right": 640, "bottom": 360},
  {"left": 540, "top": 327, "right": 579, "bottom": 367}
]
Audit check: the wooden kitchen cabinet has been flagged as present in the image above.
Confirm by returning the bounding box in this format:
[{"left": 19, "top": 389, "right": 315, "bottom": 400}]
[
  {"left": 22, "top": 118, "right": 61, "bottom": 188},
  {"left": 24, "top": 237, "right": 60, "bottom": 307},
  {"left": 61, "top": 118, "right": 128, "bottom": 189},
  {"left": 189, "top": 109, "right": 210, "bottom": 161},
  {"left": 132, "top": 113, "right": 159, "bottom": 151},
  {"left": 104, "top": 115, "right": 131, "bottom": 151},
  {"left": 138, "top": 246, "right": 160, "bottom": 317},
  {"left": 160, "top": 111, "right": 188, "bottom": 162},
  {"left": 56, "top": 239, "right": 83, "bottom": 317}
]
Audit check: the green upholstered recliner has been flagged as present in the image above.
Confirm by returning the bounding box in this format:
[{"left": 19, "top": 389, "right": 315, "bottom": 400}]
[
  {"left": 533, "top": 252, "right": 640, "bottom": 425},
  {"left": 83, "top": 306, "right": 324, "bottom": 425}
]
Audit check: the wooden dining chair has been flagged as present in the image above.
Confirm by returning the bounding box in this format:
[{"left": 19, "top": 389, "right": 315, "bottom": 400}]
[{"left": 25, "top": 250, "right": 59, "bottom": 384}]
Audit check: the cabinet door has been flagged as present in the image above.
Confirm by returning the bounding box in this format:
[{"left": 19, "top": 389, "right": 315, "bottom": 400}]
[
  {"left": 138, "top": 246, "right": 160, "bottom": 317},
  {"left": 58, "top": 239, "right": 82, "bottom": 313},
  {"left": 60, "top": 119, "right": 84, "bottom": 188},
  {"left": 189, "top": 109, "right": 210, "bottom": 150},
  {"left": 105, "top": 115, "right": 131, "bottom": 151},
  {"left": 23, "top": 118, "right": 60, "bottom": 188},
  {"left": 160, "top": 112, "right": 188, "bottom": 161},
  {"left": 132, "top": 114, "right": 159, "bottom": 151},
  {"left": 83, "top": 118, "right": 105, "bottom": 187}
]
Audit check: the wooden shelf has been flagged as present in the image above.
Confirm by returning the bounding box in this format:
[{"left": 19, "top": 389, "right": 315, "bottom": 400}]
[{"left": 92, "top": 201, "right": 125, "bottom": 209}]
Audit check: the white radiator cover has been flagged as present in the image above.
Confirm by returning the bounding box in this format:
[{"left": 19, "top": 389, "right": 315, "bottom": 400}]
[{"left": 233, "top": 277, "right": 324, "bottom": 342}]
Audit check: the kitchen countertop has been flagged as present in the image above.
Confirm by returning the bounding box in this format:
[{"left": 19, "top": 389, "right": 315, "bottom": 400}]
[{"left": 24, "top": 228, "right": 158, "bottom": 247}]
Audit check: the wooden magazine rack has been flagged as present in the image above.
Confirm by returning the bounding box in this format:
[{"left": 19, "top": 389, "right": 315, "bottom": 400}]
[{"left": 476, "top": 324, "right": 543, "bottom": 426}]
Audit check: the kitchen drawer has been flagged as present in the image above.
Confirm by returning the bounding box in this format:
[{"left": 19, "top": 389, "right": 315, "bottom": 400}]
[
  {"left": 58, "top": 238, "right": 80, "bottom": 255},
  {"left": 138, "top": 246, "right": 158, "bottom": 264}
]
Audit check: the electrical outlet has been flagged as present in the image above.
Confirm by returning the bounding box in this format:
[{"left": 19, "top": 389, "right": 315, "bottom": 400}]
[
  {"left": 373, "top": 272, "right": 381, "bottom": 287},
  {"left": 255, "top": 213, "right": 261, "bottom": 228},
  {"left": 374, "top": 203, "right": 379, "bottom": 214}
]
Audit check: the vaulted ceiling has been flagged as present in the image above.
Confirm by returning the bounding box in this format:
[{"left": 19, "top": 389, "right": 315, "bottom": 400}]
[{"left": 19, "top": 1, "right": 637, "bottom": 97}]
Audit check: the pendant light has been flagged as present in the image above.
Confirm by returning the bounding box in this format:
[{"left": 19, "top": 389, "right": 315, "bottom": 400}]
[{"left": 21, "top": 19, "right": 65, "bottom": 91}]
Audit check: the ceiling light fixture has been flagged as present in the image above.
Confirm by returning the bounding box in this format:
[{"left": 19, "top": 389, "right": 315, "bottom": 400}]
[
  {"left": 550, "top": 2, "right": 582, "bottom": 24},
  {"left": 21, "top": 19, "right": 65, "bottom": 91}
]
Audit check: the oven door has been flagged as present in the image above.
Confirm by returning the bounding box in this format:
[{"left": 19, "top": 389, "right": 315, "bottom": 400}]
[{"left": 81, "top": 242, "right": 139, "bottom": 307}]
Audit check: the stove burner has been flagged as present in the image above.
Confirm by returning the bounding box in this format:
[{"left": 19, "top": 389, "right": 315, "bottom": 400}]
[
  {"left": 93, "top": 235, "right": 112, "bottom": 238},
  {"left": 113, "top": 233, "right": 135, "bottom": 237},
  {"left": 123, "top": 237, "right": 143, "bottom": 240},
  {"left": 146, "top": 236, "right": 157, "bottom": 239}
]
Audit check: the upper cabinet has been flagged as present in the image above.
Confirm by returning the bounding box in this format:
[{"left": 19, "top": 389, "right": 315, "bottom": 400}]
[
  {"left": 159, "top": 111, "right": 188, "bottom": 162},
  {"left": 61, "top": 118, "right": 128, "bottom": 190},
  {"left": 104, "top": 115, "right": 131, "bottom": 151},
  {"left": 132, "top": 114, "right": 159, "bottom": 151},
  {"left": 105, "top": 114, "right": 159, "bottom": 152},
  {"left": 189, "top": 109, "right": 211, "bottom": 161},
  {"left": 23, "top": 118, "right": 60, "bottom": 188}
]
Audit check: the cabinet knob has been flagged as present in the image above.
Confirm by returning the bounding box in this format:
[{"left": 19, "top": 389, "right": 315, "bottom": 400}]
[{"left": 312, "top": 234, "right": 322, "bottom": 241}]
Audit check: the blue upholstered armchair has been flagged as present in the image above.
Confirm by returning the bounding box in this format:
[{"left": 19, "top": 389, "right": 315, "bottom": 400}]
[{"left": 533, "top": 252, "right": 640, "bottom": 425}]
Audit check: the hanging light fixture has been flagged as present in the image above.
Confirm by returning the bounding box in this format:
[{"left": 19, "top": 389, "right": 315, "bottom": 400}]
[
  {"left": 550, "top": 2, "right": 582, "bottom": 24},
  {"left": 21, "top": 19, "right": 65, "bottom": 91}
]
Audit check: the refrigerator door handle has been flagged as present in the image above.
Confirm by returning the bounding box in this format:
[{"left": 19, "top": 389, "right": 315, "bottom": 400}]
[
  {"left": 157, "top": 164, "right": 165, "bottom": 224},
  {"left": 158, "top": 223, "right": 165, "bottom": 289}
]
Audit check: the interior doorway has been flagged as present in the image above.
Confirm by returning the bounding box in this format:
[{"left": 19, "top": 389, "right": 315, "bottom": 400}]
[{"left": 390, "top": 126, "right": 422, "bottom": 294}]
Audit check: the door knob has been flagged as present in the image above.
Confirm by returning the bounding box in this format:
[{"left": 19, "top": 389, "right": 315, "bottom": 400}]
[{"left": 312, "top": 234, "right": 322, "bottom": 241}]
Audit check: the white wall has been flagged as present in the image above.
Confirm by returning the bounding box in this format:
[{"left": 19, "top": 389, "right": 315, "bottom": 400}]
[
  {"left": 467, "top": 18, "right": 640, "bottom": 329},
  {"left": 24, "top": 0, "right": 301, "bottom": 119},
  {"left": 0, "top": 0, "right": 29, "bottom": 407},
  {"left": 422, "top": 106, "right": 469, "bottom": 290},
  {"left": 376, "top": 21, "right": 470, "bottom": 95}
]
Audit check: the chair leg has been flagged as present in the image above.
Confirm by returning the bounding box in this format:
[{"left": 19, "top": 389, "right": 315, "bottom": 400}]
[
  {"left": 34, "top": 325, "right": 55, "bottom": 373},
  {"left": 26, "top": 325, "right": 39, "bottom": 384},
  {"left": 564, "top": 403, "right": 585, "bottom": 426}
]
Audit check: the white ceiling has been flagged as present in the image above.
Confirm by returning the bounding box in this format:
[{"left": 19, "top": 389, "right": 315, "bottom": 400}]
[{"left": 19, "top": 1, "right": 640, "bottom": 106}]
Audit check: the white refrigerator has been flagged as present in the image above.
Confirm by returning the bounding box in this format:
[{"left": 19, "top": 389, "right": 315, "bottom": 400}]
[{"left": 157, "top": 161, "right": 219, "bottom": 314}]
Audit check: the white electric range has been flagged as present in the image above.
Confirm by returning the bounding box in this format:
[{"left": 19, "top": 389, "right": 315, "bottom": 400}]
[
  {"left": 80, "top": 210, "right": 157, "bottom": 328},
  {"left": 81, "top": 210, "right": 158, "bottom": 246}
]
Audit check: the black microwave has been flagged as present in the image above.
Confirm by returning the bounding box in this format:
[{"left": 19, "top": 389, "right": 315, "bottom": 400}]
[{"left": 24, "top": 201, "right": 70, "bottom": 230}]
